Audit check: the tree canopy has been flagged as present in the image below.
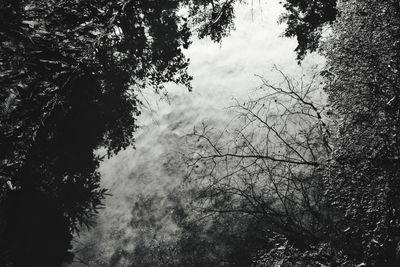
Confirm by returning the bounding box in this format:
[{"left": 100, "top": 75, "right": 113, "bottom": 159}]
[
  {"left": 0, "top": 0, "right": 237, "bottom": 265},
  {"left": 280, "top": 0, "right": 337, "bottom": 60}
]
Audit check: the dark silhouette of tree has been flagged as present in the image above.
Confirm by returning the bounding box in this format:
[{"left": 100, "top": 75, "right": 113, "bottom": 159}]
[
  {"left": 280, "top": 0, "right": 338, "bottom": 61},
  {"left": 184, "top": 67, "right": 341, "bottom": 263},
  {"left": 0, "top": 0, "right": 237, "bottom": 266}
]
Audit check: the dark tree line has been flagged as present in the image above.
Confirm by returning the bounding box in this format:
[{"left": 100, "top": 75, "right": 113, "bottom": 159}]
[{"left": 0, "top": 1, "right": 235, "bottom": 265}]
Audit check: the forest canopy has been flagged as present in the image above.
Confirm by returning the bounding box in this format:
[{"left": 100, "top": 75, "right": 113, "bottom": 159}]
[{"left": 0, "top": 0, "right": 238, "bottom": 265}]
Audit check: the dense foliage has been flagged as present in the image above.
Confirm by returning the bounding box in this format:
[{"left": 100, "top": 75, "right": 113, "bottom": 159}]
[
  {"left": 280, "top": 0, "right": 338, "bottom": 60},
  {"left": 0, "top": 0, "right": 237, "bottom": 266},
  {"left": 322, "top": 0, "right": 400, "bottom": 265}
]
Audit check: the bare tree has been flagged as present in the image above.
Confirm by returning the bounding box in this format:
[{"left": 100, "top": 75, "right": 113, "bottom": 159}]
[{"left": 184, "top": 67, "right": 334, "bottom": 245}]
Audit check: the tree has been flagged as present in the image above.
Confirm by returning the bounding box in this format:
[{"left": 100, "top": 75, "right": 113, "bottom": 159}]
[
  {"left": 0, "top": 1, "right": 237, "bottom": 266},
  {"left": 184, "top": 67, "right": 339, "bottom": 261},
  {"left": 280, "top": 0, "right": 338, "bottom": 61},
  {"left": 321, "top": 0, "right": 400, "bottom": 265}
]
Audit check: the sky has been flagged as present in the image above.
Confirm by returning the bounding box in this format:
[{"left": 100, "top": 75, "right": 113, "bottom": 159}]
[{"left": 70, "top": 1, "right": 325, "bottom": 265}]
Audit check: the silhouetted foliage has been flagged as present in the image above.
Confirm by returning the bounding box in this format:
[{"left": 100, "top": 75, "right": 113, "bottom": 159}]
[
  {"left": 0, "top": 0, "right": 237, "bottom": 265},
  {"left": 280, "top": 0, "right": 338, "bottom": 60},
  {"left": 183, "top": 67, "right": 343, "bottom": 265},
  {"left": 0, "top": 190, "right": 74, "bottom": 267}
]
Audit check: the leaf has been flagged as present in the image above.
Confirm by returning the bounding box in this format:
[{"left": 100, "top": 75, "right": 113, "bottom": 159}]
[{"left": 21, "top": 20, "right": 40, "bottom": 28}]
